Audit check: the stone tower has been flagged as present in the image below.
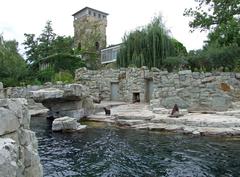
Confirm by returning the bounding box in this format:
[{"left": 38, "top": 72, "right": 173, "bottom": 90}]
[{"left": 72, "top": 7, "right": 108, "bottom": 52}]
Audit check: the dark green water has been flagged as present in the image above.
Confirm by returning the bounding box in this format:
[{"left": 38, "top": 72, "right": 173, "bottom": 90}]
[{"left": 31, "top": 117, "right": 240, "bottom": 177}]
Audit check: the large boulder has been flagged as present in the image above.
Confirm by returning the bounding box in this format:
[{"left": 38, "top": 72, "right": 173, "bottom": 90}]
[{"left": 52, "top": 116, "right": 87, "bottom": 132}]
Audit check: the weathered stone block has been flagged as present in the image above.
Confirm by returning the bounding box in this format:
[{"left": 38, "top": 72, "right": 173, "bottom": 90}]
[
  {"left": 235, "top": 73, "right": 240, "bottom": 79},
  {"left": 0, "top": 108, "right": 19, "bottom": 136},
  {"left": 201, "top": 76, "right": 215, "bottom": 84},
  {"left": 178, "top": 70, "right": 192, "bottom": 75}
]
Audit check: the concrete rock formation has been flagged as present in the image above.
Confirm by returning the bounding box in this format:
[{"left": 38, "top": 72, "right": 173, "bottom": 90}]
[
  {"left": 0, "top": 98, "right": 43, "bottom": 177},
  {"left": 29, "top": 84, "right": 94, "bottom": 120},
  {"left": 52, "top": 116, "right": 87, "bottom": 132}
]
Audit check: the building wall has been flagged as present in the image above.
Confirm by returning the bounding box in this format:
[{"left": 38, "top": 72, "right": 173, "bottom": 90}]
[
  {"left": 73, "top": 15, "right": 107, "bottom": 51},
  {"left": 75, "top": 67, "right": 240, "bottom": 111},
  {"left": 101, "top": 45, "right": 121, "bottom": 64}
]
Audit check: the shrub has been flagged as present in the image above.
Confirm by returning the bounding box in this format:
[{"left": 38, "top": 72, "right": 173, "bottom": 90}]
[{"left": 53, "top": 70, "right": 74, "bottom": 83}]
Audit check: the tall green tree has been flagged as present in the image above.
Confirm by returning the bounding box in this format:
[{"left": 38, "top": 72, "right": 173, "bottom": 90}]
[
  {"left": 38, "top": 20, "right": 56, "bottom": 58},
  {"left": 23, "top": 20, "right": 75, "bottom": 65},
  {"left": 117, "top": 16, "right": 187, "bottom": 69},
  {"left": 184, "top": 0, "right": 240, "bottom": 46},
  {"left": 23, "top": 33, "right": 38, "bottom": 63}
]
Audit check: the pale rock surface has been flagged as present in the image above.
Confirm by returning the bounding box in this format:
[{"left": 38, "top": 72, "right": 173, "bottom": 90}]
[
  {"left": 52, "top": 116, "right": 87, "bottom": 132},
  {"left": 0, "top": 138, "right": 17, "bottom": 177},
  {"left": 87, "top": 101, "right": 240, "bottom": 136},
  {"left": 0, "top": 98, "right": 43, "bottom": 177}
]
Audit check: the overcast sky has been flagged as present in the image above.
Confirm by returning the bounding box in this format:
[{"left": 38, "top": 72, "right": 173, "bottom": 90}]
[{"left": 0, "top": 0, "right": 208, "bottom": 53}]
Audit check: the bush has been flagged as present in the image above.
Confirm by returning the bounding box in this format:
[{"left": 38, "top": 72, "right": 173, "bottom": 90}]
[
  {"left": 53, "top": 71, "right": 74, "bottom": 83},
  {"left": 37, "top": 67, "right": 55, "bottom": 83},
  {"left": 163, "top": 56, "right": 187, "bottom": 72},
  {"left": 187, "top": 46, "right": 240, "bottom": 72}
]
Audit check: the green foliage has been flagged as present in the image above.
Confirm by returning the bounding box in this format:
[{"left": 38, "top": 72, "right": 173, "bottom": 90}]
[
  {"left": 207, "top": 19, "right": 240, "bottom": 47},
  {"left": 37, "top": 67, "right": 55, "bottom": 83},
  {"left": 53, "top": 71, "right": 74, "bottom": 83},
  {"left": 23, "top": 33, "right": 38, "bottom": 63},
  {"left": 0, "top": 37, "right": 27, "bottom": 87},
  {"left": 39, "top": 53, "right": 86, "bottom": 74},
  {"left": 102, "top": 62, "right": 117, "bottom": 69},
  {"left": 52, "top": 36, "right": 74, "bottom": 54},
  {"left": 117, "top": 16, "right": 187, "bottom": 69},
  {"left": 22, "top": 20, "right": 86, "bottom": 85},
  {"left": 184, "top": 0, "right": 240, "bottom": 47},
  {"left": 23, "top": 21, "right": 74, "bottom": 64},
  {"left": 37, "top": 20, "right": 56, "bottom": 58},
  {"left": 163, "top": 57, "right": 187, "bottom": 72},
  {"left": 187, "top": 46, "right": 240, "bottom": 72}
]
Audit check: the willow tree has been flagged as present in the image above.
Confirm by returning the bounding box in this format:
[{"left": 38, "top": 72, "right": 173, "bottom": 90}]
[{"left": 117, "top": 16, "right": 187, "bottom": 69}]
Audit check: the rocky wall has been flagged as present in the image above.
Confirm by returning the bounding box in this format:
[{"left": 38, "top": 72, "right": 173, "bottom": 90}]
[
  {"left": 75, "top": 67, "right": 240, "bottom": 111},
  {"left": 0, "top": 82, "right": 4, "bottom": 98},
  {"left": 0, "top": 98, "right": 43, "bottom": 177}
]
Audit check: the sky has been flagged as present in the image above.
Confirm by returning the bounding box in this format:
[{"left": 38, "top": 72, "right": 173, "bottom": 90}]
[{"left": 0, "top": 0, "right": 208, "bottom": 54}]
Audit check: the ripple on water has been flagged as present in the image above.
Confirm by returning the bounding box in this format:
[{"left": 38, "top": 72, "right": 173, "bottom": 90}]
[{"left": 31, "top": 117, "right": 240, "bottom": 177}]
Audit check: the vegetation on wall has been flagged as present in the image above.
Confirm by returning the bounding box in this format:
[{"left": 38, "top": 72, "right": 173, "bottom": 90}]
[{"left": 117, "top": 16, "right": 187, "bottom": 69}]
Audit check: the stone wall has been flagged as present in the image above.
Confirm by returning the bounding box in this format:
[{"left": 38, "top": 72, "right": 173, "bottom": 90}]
[
  {"left": 73, "top": 15, "right": 107, "bottom": 50},
  {"left": 75, "top": 67, "right": 240, "bottom": 111},
  {"left": 0, "top": 98, "right": 43, "bottom": 177}
]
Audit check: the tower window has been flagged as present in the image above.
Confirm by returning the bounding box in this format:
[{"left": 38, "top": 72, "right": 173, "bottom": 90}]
[{"left": 95, "top": 42, "right": 100, "bottom": 50}]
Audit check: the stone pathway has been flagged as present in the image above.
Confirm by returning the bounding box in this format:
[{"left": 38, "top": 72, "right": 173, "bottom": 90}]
[{"left": 87, "top": 102, "right": 240, "bottom": 136}]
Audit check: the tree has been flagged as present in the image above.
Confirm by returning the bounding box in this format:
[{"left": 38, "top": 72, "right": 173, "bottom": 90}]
[
  {"left": 23, "top": 20, "right": 57, "bottom": 64},
  {"left": 38, "top": 20, "right": 56, "bottom": 58},
  {"left": 23, "top": 21, "right": 85, "bottom": 84},
  {"left": 52, "top": 36, "right": 74, "bottom": 54},
  {"left": 23, "top": 33, "right": 38, "bottom": 63},
  {"left": 117, "top": 16, "right": 187, "bottom": 69},
  {"left": 0, "top": 35, "right": 27, "bottom": 86},
  {"left": 184, "top": 0, "right": 240, "bottom": 46}
]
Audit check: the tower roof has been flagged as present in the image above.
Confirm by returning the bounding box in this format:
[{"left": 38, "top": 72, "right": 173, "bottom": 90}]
[{"left": 72, "top": 7, "right": 109, "bottom": 17}]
